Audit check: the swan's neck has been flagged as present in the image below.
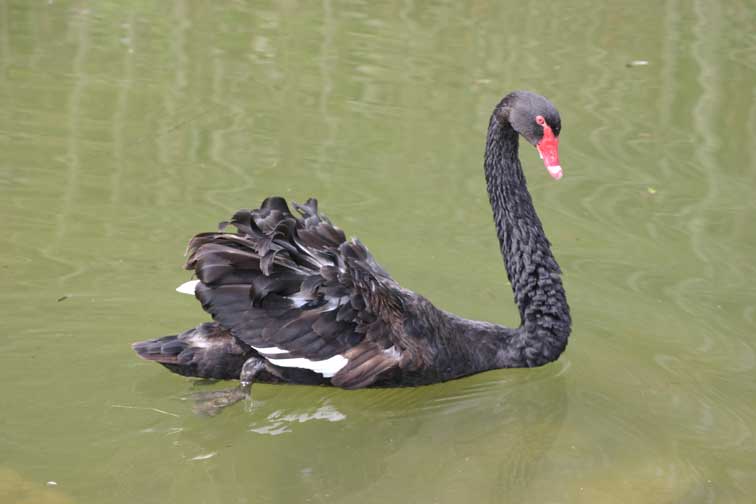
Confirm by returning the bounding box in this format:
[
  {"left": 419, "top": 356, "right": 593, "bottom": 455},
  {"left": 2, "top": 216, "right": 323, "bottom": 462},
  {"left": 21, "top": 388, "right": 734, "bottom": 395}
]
[{"left": 483, "top": 115, "right": 571, "bottom": 366}]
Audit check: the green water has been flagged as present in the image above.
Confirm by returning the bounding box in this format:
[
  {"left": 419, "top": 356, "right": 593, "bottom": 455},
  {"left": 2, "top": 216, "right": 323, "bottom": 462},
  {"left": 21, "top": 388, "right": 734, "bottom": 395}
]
[{"left": 2, "top": 1, "right": 756, "bottom": 502}]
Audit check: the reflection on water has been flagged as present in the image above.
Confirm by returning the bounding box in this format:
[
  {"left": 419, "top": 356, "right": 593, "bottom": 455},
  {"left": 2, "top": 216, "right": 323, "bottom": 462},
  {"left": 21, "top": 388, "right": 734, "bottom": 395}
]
[
  {"left": 141, "top": 368, "right": 568, "bottom": 503},
  {"left": 248, "top": 402, "right": 347, "bottom": 436},
  {"left": 2, "top": 0, "right": 756, "bottom": 502}
]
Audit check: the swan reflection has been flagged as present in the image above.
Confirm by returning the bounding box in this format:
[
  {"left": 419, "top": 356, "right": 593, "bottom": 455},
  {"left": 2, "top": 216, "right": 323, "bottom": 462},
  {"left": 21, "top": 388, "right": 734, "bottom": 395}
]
[{"left": 248, "top": 402, "right": 347, "bottom": 436}]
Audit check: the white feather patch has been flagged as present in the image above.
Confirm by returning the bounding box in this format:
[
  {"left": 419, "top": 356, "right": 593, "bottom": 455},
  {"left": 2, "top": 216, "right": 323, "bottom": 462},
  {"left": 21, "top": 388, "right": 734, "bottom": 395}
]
[
  {"left": 286, "top": 294, "right": 349, "bottom": 310},
  {"left": 188, "top": 334, "right": 212, "bottom": 348},
  {"left": 176, "top": 280, "right": 200, "bottom": 295},
  {"left": 383, "top": 346, "right": 401, "bottom": 359},
  {"left": 286, "top": 295, "right": 311, "bottom": 308},
  {"left": 267, "top": 354, "right": 348, "bottom": 378},
  {"left": 252, "top": 346, "right": 289, "bottom": 355}
]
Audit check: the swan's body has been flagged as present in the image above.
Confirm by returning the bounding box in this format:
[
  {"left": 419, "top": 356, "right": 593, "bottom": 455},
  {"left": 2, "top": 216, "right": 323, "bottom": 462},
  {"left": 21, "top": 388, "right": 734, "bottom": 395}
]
[{"left": 133, "top": 91, "right": 571, "bottom": 411}]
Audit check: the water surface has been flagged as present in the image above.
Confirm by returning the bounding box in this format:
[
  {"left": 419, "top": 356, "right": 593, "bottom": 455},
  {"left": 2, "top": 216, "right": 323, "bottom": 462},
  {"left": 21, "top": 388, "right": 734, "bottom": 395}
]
[{"left": 2, "top": 1, "right": 756, "bottom": 503}]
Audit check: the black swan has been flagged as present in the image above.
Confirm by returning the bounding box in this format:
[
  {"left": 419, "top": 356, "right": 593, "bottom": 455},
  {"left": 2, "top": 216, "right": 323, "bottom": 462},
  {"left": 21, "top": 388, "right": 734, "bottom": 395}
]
[{"left": 133, "top": 90, "right": 570, "bottom": 413}]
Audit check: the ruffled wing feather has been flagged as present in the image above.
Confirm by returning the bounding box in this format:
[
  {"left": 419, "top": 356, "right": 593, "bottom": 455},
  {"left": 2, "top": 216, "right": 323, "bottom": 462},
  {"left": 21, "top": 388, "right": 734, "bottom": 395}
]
[{"left": 184, "top": 197, "right": 412, "bottom": 388}]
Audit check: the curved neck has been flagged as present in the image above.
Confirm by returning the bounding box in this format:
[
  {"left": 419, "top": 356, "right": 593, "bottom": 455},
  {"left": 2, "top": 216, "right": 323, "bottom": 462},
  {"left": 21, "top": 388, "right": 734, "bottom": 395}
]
[{"left": 483, "top": 112, "right": 571, "bottom": 365}]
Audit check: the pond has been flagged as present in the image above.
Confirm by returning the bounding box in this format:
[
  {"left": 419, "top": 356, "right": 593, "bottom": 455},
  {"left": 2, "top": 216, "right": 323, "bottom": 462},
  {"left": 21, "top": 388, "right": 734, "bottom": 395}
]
[{"left": 1, "top": 1, "right": 755, "bottom": 503}]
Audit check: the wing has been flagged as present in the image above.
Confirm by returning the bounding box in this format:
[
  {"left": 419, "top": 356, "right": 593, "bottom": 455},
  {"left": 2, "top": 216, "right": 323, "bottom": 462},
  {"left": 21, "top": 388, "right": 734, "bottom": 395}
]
[{"left": 183, "top": 197, "right": 422, "bottom": 389}]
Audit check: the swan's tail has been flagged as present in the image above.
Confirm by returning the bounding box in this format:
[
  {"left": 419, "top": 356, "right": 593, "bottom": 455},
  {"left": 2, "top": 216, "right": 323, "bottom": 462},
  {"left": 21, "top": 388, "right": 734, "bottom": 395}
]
[{"left": 132, "top": 322, "right": 252, "bottom": 380}]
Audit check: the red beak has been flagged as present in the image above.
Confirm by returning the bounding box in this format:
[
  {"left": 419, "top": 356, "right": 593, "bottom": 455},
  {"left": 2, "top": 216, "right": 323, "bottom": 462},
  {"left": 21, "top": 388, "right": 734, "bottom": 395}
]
[{"left": 536, "top": 124, "right": 562, "bottom": 180}]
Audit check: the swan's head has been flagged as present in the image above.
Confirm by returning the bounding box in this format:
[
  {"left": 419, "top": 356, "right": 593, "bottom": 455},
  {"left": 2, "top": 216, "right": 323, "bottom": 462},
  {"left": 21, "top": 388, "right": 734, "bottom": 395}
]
[{"left": 503, "top": 91, "right": 563, "bottom": 180}]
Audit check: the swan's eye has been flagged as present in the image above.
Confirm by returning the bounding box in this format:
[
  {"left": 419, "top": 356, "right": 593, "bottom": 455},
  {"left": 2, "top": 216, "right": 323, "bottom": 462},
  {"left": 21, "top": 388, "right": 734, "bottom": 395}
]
[{"left": 535, "top": 115, "right": 546, "bottom": 126}]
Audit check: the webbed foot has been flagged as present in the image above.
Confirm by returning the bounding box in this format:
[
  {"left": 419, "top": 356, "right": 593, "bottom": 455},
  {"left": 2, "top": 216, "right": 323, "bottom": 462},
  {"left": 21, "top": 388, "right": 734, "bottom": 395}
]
[
  {"left": 189, "top": 386, "right": 250, "bottom": 416},
  {"left": 188, "top": 357, "right": 267, "bottom": 416}
]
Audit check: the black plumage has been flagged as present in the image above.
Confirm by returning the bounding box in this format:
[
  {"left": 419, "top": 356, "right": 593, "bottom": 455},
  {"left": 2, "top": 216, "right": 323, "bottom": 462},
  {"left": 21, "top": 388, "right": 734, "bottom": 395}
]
[
  {"left": 133, "top": 90, "right": 571, "bottom": 399},
  {"left": 132, "top": 322, "right": 252, "bottom": 380}
]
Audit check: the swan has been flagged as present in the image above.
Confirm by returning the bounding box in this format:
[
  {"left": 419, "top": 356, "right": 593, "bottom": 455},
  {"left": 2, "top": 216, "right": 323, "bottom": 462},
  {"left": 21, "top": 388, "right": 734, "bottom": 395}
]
[{"left": 133, "top": 90, "right": 571, "bottom": 413}]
